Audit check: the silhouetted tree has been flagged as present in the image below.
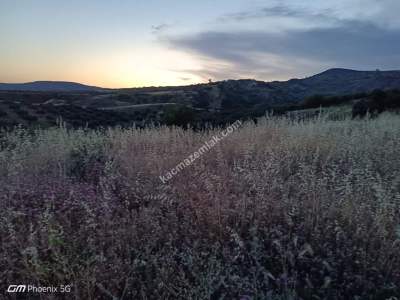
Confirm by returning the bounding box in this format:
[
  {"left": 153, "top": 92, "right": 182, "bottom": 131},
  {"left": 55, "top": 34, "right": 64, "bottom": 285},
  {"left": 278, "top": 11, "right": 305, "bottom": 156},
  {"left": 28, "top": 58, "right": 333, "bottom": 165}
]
[{"left": 164, "top": 106, "right": 195, "bottom": 127}]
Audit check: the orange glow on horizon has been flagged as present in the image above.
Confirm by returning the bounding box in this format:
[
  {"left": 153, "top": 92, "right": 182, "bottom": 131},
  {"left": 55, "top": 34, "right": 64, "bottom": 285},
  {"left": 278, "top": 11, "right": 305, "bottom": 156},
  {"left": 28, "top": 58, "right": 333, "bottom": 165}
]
[{"left": 0, "top": 46, "right": 206, "bottom": 88}]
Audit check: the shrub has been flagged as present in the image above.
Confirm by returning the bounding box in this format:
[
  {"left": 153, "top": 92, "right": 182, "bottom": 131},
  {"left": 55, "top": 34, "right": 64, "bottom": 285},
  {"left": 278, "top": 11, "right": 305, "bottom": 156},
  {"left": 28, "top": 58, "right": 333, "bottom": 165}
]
[
  {"left": 25, "top": 114, "right": 39, "bottom": 122},
  {"left": 163, "top": 105, "right": 196, "bottom": 127},
  {"left": 303, "top": 94, "right": 326, "bottom": 108}
]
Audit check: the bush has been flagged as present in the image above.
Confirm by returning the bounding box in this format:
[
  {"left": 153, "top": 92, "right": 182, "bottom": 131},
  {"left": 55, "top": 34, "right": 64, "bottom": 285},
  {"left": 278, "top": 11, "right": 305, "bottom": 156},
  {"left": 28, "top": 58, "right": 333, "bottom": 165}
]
[
  {"left": 24, "top": 114, "right": 38, "bottom": 122},
  {"left": 68, "top": 144, "right": 107, "bottom": 182},
  {"left": 163, "top": 105, "right": 196, "bottom": 127},
  {"left": 303, "top": 94, "right": 326, "bottom": 108},
  {"left": 352, "top": 89, "right": 400, "bottom": 118}
]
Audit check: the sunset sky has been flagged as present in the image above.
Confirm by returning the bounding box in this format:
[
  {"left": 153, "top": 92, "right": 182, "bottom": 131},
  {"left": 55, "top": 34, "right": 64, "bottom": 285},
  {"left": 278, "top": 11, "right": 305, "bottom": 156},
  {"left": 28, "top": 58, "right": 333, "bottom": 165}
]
[{"left": 1, "top": 0, "right": 399, "bottom": 88}]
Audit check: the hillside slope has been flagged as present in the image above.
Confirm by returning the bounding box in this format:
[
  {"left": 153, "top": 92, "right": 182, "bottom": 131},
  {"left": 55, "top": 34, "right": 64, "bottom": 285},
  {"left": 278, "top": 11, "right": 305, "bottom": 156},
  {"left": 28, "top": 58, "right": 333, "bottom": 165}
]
[
  {"left": 0, "top": 81, "right": 105, "bottom": 92},
  {"left": 1, "top": 69, "right": 399, "bottom": 128},
  {"left": 218, "top": 68, "right": 400, "bottom": 106},
  {"left": 118, "top": 68, "right": 400, "bottom": 111},
  {"left": 276, "top": 68, "right": 400, "bottom": 101}
]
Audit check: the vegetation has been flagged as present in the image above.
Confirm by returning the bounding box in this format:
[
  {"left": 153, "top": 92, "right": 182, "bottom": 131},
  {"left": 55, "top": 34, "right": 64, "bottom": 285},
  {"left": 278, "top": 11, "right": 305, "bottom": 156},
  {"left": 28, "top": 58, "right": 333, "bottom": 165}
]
[
  {"left": 2, "top": 75, "right": 400, "bottom": 130},
  {"left": 302, "top": 93, "right": 366, "bottom": 109},
  {"left": 163, "top": 105, "right": 196, "bottom": 127},
  {"left": 0, "top": 101, "right": 143, "bottom": 129},
  {"left": 352, "top": 89, "right": 400, "bottom": 118},
  {"left": 0, "top": 114, "right": 399, "bottom": 299}
]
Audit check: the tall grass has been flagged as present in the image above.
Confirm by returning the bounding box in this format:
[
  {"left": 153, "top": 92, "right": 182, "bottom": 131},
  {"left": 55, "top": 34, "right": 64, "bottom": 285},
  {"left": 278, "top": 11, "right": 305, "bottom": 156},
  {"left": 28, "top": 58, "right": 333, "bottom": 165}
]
[{"left": 0, "top": 114, "right": 399, "bottom": 299}]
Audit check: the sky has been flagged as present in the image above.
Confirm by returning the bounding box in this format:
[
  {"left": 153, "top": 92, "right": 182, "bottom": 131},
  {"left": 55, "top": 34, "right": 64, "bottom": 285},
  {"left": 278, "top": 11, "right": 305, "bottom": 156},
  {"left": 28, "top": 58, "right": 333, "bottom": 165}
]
[{"left": 0, "top": 0, "right": 399, "bottom": 88}]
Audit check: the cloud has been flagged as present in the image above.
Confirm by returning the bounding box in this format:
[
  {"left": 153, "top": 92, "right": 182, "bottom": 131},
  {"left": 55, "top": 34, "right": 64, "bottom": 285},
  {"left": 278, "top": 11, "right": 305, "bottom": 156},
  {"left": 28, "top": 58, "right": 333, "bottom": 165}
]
[
  {"left": 151, "top": 23, "right": 171, "bottom": 34},
  {"left": 219, "top": 0, "right": 400, "bottom": 25},
  {"left": 220, "top": 4, "right": 338, "bottom": 24},
  {"left": 165, "top": 20, "right": 400, "bottom": 81}
]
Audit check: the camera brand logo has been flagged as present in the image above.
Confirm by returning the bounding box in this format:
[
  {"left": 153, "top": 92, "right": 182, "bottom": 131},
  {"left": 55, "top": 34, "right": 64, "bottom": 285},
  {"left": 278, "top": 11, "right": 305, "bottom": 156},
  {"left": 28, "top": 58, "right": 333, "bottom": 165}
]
[{"left": 7, "top": 285, "right": 26, "bottom": 293}]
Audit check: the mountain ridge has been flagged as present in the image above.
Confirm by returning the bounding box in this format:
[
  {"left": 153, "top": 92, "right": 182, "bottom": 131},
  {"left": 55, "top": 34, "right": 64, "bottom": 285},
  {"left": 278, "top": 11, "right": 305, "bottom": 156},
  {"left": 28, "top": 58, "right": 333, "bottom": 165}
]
[
  {"left": 267, "top": 68, "right": 400, "bottom": 102},
  {"left": 2, "top": 68, "right": 400, "bottom": 92},
  {"left": 0, "top": 81, "right": 105, "bottom": 92}
]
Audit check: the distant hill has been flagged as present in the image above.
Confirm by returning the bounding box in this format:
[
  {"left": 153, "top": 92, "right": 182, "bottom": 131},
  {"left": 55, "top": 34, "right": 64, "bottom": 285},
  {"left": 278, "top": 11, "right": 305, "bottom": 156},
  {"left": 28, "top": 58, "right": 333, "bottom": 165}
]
[
  {"left": 1, "top": 68, "right": 400, "bottom": 128},
  {"left": 0, "top": 81, "right": 105, "bottom": 92},
  {"left": 2, "top": 68, "right": 400, "bottom": 97},
  {"left": 154, "top": 68, "right": 399, "bottom": 113},
  {"left": 118, "top": 68, "right": 400, "bottom": 110},
  {"left": 276, "top": 68, "right": 400, "bottom": 100}
]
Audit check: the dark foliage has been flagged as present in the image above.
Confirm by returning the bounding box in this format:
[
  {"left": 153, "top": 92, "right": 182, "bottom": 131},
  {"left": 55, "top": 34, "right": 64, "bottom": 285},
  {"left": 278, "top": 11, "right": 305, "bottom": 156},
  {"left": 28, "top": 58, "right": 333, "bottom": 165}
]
[
  {"left": 352, "top": 89, "right": 400, "bottom": 118},
  {"left": 163, "top": 105, "right": 196, "bottom": 127}
]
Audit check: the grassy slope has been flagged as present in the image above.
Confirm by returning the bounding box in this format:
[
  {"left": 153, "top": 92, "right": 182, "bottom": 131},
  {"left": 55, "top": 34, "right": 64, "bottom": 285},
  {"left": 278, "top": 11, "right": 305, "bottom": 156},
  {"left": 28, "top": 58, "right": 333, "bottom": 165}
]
[{"left": 0, "top": 114, "right": 399, "bottom": 299}]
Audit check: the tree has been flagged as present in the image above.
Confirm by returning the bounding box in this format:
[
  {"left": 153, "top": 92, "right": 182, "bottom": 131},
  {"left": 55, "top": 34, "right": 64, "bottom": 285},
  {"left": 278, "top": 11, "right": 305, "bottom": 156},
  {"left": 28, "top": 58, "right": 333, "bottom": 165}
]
[
  {"left": 195, "top": 90, "right": 211, "bottom": 109},
  {"left": 163, "top": 105, "right": 195, "bottom": 127},
  {"left": 303, "top": 95, "right": 326, "bottom": 108}
]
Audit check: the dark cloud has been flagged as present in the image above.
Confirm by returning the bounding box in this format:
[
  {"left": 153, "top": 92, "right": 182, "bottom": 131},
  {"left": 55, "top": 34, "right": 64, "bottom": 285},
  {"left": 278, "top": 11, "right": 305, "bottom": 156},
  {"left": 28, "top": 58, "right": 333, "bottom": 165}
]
[{"left": 165, "top": 20, "right": 400, "bottom": 80}]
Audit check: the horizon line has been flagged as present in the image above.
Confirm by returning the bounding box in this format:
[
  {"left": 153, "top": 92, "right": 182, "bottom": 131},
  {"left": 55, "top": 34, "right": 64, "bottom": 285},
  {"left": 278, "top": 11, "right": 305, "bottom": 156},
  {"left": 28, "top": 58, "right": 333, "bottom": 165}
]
[{"left": 1, "top": 68, "right": 400, "bottom": 90}]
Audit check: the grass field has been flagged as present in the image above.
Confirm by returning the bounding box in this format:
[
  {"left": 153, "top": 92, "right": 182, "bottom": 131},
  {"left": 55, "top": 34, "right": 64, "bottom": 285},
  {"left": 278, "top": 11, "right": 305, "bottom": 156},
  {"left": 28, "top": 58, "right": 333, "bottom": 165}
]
[{"left": 0, "top": 113, "right": 399, "bottom": 299}]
